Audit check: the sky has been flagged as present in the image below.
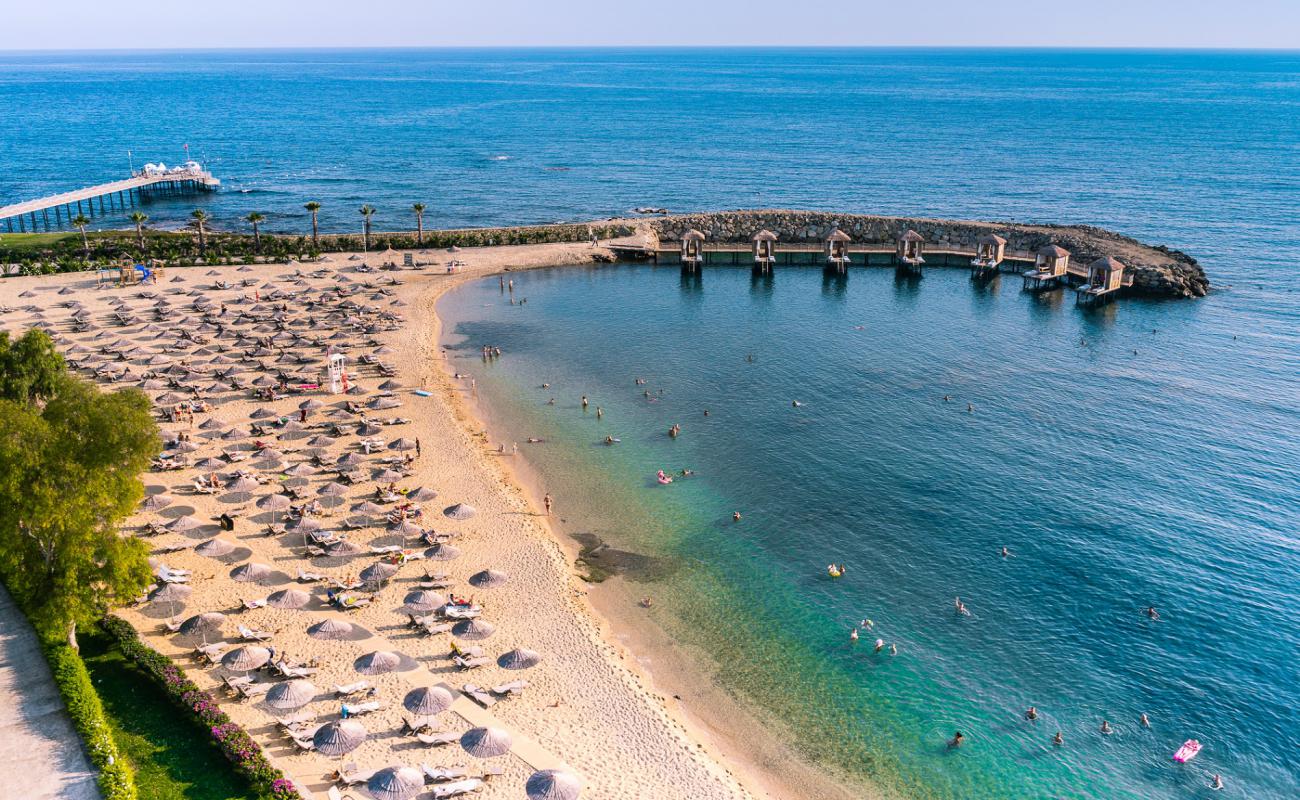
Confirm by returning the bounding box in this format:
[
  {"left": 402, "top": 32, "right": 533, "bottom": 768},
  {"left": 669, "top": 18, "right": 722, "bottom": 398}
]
[{"left": 4, "top": 0, "right": 1299, "bottom": 50}]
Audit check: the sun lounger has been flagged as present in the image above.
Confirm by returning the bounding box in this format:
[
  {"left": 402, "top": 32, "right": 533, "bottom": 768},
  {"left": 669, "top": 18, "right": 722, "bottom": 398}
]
[
  {"left": 242, "top": 597, "right": 268, "bottom": 610},
  {"left": 222, "top": 674, "right": 253, "bottom": 693},
  {"left": 195, "top": 641, "right": 228, "bottom": 660},
  {"left": 275, "top": 662, "right": 320, "bottom": 679},
  {"left": 340, "top": 700, "right": 382, "bottom": 717},
  {"left": 441, "top": 606, "right": 479, "bottom": 620},
  {"left": 334, "top": 765, "right": 379, "bottom": 786},
  {"left": 236, "top": 681, "right": 272, "bottom": 700},
  {"left": 297, "top": 568, "right": 326, "bottom": 582},
  {"left": 415, "top": 731, "right": 459, "bottom": 747},
  {"left": 452, "top": 655, "right": 489, "bottom": 670},
  {"left": 334, "top": 681, "right": 370, "bottom": 697},
  {"left": 420, "top": 622, "right": 452, "bottom": 636},
  {"left": 327, "top": 787, "right": 360, "bottom": 800},
  {"left": 431, "top": 779, "right": 484, "bottom": 798},
  {"left": 192, "top": 480, "right": 218, "bottom": 494},
  {"left": 274, "top": 710, "right": 317, "bottom": 727},
  {"left": 490, "top": 680, "right": 528, "bottom": 697},
  {"left": 162, "top": 618, "right": 183, "bottom": 633},
  {"left": 238, "top": 624, "right": 273, "bottom": 642},
  {"left": 421, "top": 764, "right": 469, "bottom": 783},
  {"left": 461, "top": 684, "right": 496, "bottom": 708}
]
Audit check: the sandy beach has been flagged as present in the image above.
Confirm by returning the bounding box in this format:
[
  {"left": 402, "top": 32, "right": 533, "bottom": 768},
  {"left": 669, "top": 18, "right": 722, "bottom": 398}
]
[{"left": 0, "top": 242, "right": 844, "bottom": 800}]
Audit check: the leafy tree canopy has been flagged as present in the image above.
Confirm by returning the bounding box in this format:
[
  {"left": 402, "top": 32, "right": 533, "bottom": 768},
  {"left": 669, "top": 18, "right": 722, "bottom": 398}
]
[{"left": 0, "top": 330, "right": 160, "bottom": 643}]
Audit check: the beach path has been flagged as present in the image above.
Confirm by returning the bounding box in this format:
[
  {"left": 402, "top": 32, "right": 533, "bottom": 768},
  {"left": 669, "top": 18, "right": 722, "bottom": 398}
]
[{"left": 0, "top": 584, "right": 100, "bottom": 800}]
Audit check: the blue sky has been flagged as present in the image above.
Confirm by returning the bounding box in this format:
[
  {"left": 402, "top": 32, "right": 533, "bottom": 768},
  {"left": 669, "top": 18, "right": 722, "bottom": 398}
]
[{"left": 5, "top": 0, "right": 1299, "bottom": 50}]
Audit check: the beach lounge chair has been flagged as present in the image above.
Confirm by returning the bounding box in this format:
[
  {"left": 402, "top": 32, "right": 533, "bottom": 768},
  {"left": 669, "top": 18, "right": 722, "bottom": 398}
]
[
  {"left": 221, "top": 674, "right": 253, "bottom": 694},
  {"left": 276, "top": 662, "right": 320, "bottom": 679},
  {"left": 242, "top": 597, "right": 268, "bottom": 611},
  {"left": 297, "top": 568, "right": 326, "bottom": 583},
  {"left": 420, "top": 622, "right": 452, "bottom": 637},
  {"left": 162, "top": 618, "right": 184, "bottom": 633},
  {"left": 334, "top": 681, "right": 370, "bottom": 697},
  {"left": 490, "top": 680, "right": 528, "bottom": 698},
  {"left": 236, "top": 681, "right": 272, "bottom": 700},
  {"left": 415, "top": 731, "right": 459, "bottom": 747},
  {"left": 431, "top": 779, "right": 484, "bottom": 798},
  {"left": 275, "top": 710, "right": 317, "bottom": 728},
  {"left": 420, "top": 764, "right": 469, "bottom": 783},
  {"left": 192, "top": 480, "right": 218, "bottom": 495},
  {"left": 238, "top": 624, "right": 273, "bottom": 642},
  {"left": 461, "top": 684, "right": 496, "bottom": 708},
  {"left": 340, "top": 700, "right": 382, "bottom": 717},
  {"left": 452, "top": 655, "right": 489, "bottom": 670},
  {"left": 327, "top": 788, "right": 359, "bottom": 800},
  {"left": 441, "top": 605, "right": 480, "bottom": 620},
  {"left": 333, "top": 764, "right": 379, "bottom": 787}
]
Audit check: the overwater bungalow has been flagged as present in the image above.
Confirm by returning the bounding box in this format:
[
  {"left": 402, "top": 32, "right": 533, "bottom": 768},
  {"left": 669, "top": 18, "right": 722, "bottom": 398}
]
[
  {"left": 970, "top": 233, "right": 1006, "bottom": 277},
  {"left": 896, "top": 229, "right": 925, "bottom": 272},
  {"left": 752, "top": 229, "right": 777, "bottom": 272},
  {"left": 1023, "top": 244, "right": 1071, "bottom": 291},
  {"left": 826, "top": 229, "right": 851, "bottom": 272},
  {"left": 680, "top": 229, "right": 705, "bottom": 271},
  {"left": 1076, "top": 255, "right": 1126, "bottom": 305}
]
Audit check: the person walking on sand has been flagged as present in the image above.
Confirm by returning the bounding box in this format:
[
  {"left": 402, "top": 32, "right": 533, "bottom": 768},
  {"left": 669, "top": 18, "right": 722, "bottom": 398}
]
[
  {"left": 512, "top": 442, "right": 518, "bottom": 456},
  {"left": 543, "top": 494, "right": 552, "bottom": 515},
  {"left": 415, "top": 438, "right": 421, "bottom": 457}
]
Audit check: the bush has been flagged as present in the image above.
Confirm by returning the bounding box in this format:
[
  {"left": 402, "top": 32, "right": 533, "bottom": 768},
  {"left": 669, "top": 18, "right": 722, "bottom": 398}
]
[
  {"left": 101, "top": 616, "right": 299, "bottom": 800},
  {"left": 43, "top": 641, "right": 137, "bottom": 800}
]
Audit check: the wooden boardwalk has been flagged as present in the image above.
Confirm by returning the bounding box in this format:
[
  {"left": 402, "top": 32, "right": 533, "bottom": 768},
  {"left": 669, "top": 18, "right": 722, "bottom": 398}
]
[{"left": 2, "top": 168, "right": 220, "bottom": 232}]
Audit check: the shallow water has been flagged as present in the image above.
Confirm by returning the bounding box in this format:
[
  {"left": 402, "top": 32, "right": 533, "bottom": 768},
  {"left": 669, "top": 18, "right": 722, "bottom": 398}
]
[{"left": 438, "top": 263, "right": 1299, "bottom": 799}]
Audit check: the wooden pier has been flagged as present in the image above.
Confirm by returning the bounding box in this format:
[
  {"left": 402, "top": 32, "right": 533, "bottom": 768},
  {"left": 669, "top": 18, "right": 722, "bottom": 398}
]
[{"left": 1, "top": 165, "right": 219, "bottom": 233}]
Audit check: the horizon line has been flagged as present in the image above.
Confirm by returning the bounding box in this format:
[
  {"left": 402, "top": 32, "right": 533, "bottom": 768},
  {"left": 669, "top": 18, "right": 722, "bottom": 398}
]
[{"left": 3, "top": 44, "right": 1300, "bottom": 55}]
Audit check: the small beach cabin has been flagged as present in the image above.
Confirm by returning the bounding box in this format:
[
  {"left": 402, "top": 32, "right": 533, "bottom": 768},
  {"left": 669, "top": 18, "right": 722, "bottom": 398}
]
[
  {"left": 973, "top": 234, "right": 1006, "bottom": 267},
  {"left": 826, "top": 229, "right": 851, "bottom": 271},
  {"left": 1023, "top": 244, "right": 1070, "bottom": 291},
  {"left": 1076, "top": 255, "right": 1126, "bottom": 305},
  {"left": 895, "top": 229, "right": 925, "bottom": 272},
  {"left": 752, "top": 229, "right": 777, "bottom": 272},
  {"left": 680, "top": 229, "right": 705, "bottom": 271}
]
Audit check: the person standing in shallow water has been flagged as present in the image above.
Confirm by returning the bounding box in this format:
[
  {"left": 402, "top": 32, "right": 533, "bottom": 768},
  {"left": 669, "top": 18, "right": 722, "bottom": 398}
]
[{"left": 543, "top": 493, "right": 552, "bottom": 515}]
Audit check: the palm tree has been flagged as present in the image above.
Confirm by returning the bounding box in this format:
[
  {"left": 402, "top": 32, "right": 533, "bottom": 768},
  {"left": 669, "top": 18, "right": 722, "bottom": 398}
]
[
  {"left": 304, "top": 201, "right": 321, "bottom": 246},
  {"left": 128, "top": 211, "right": 148, "bottom": 253},
  {"left": 71, "top": 215, "right": 91, "bottom": 260},
  {"left": 190, "top": 209, "right": 211, "bottom": 258},
  {"left": 244, "top": 212, "right": 265, "bottom": 255},
  {"left": 412, "top": 203, "right": 426, "bottom": 246},
  {"left": 359, "top": 205, "right": 376, "bottom": 252}
]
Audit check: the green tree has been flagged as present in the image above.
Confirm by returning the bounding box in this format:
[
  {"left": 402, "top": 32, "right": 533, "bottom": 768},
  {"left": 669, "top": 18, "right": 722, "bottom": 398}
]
[
  {"left": 244, "top": 211, "right": 265, "bottom": 255},
  {"left": 128, "top": 211, "right": 148, "bottom": 254},
  {"left": 71, "top": 215, "right": 91, "bottom": 260},
  {"left": 412, "top": 203, "right": 426, "bottom": 246},
  {"left": 304, "top": 201, "right": 321, "bottom": 246},
  {"left": 0, "top": 330, "right": 159, "bottom": 647},
  {"left": 189, "top": 209, "right": 210, "bottom": 258},
  {"left": 359, "top": 205, "right": 376, "bottom": 252}
]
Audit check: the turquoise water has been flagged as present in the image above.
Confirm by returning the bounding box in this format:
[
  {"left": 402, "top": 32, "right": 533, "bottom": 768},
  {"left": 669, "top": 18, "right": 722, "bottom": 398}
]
[
  {"left": 4, "top": 46, "right": 1298, "bottom": 798},
  {"left": 438, "top": 264, "right": 1298, "bottom": 799}
]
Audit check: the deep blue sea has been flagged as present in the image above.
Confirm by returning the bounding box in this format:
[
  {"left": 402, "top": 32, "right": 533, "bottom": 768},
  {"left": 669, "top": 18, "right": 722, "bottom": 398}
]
[{"left": 4, "top": 48, "right": 1299, "bottom": 798}]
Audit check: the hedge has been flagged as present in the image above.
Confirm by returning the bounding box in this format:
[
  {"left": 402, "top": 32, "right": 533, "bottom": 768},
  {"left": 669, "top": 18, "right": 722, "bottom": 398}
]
[
  {"left": 43, "top": 641, "right": 137, "bottom": 800},
  {"left": 100, "top": 616, "right": 299, "bottom": 800}
]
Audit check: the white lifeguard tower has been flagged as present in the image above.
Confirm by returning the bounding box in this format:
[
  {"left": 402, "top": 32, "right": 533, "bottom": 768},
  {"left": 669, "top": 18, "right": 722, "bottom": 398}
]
[{"left": 328, "top": 352, "right": 349, "bottom": 394}]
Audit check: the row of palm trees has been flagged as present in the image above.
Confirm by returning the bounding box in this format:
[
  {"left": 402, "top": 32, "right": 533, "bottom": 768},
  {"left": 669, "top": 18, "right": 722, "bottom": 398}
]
[{"left": 189, "top": 202, "right": 431, "bottom": 254}]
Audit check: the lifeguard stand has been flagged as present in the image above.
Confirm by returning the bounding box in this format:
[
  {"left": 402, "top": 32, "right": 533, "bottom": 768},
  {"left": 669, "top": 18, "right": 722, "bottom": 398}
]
[
  {"left": 752, "top": 230, "right": 777, "bottom": 273},
  {"left": 895, "top": 230, "right": 925, "bottom": 273},
  {"left": 825, "top": 229, "right": 851, "bottom": 272},
  {"left": 1077, "top": 256, "right": 1126, "bottom": 305},
  {"left": 328, "top": 352, "right": 349, "bottom": 394},
  {"left": 1023, "top": 245, "right": 1070, "bottom": 291},
  {"left": 680, "top": 229, "right": 705, "bottom": 272}
]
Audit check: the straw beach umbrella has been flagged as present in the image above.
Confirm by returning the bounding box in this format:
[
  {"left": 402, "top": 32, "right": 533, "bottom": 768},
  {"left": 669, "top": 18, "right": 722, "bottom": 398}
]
[
  {"left": 527, "top": 770, "right": 583, "bottom": 800},
  {"left": 353, "top": 650, "right": 402, "bottom": 676},
  {"left": 359, "top": 561, "right": 398, "bottom": 587},
  {"left": 151, "top": 582, "right": 192, "bottom": 617},
  {"left": 468, "top": 568, "right": 508, "bottom": 589},
  {"left": 178, "top": 611, "right": 226, "bottom": 642},
  {"left": 402, "top": 685, "right": 453, "bottom": 728},
  {"left": 498, "top": 648, "right": 542, "bottom": 670},
  {"left": 313, "top": 719, "right": 367, "bottom": 758},
  {"left": 443, "top": 503, "right": 476, "bottom": 520},
  {"left": 366, "top": 766, "right": 424, "bottom": 800},
  {"left": 267, "top": 588, "right": 312, "bottom": 609},
  {"left": 231, "top": 562, "right": 272, "bottom": 583},
  {"left": 459, "top": 726, "right": 512, "bottom": 758},
  {"left": 402, "top": 590, "right": 446, "bottom": 614},
  {"left": 221, "top": 645, "right": 271, "bottom": 674},
  {"left": 307, "top": 618, "right": 366, "bottom": 641},
  {"left": 451, "top": 619, "right": 495, "bottom": 641},
  {"left": 424, "top": 543, "right": 461, "bottom": 562},
  {"left": 407, "top": 486, "right": 437, "bottom": 502},
  {"left": 266, "top": 679, "right": 318, "bottom": 710},
  {"left": 142, "top": 493, "right": 175, "bottom": 511}
]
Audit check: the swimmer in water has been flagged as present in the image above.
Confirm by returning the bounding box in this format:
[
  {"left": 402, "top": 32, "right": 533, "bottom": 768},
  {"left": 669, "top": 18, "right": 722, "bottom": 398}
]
[
  {"left": 954, "top": 597, "right": 970, "bottom": 616},
  {"left": 1100, "top": 720, "right": 1113, "bottom": 735},
  {"left": 732, "top": 511, "right": 742, "bottom": 522},
  {"left": 605, "top": 436, "right": 615, "bottom": 445},
  {"left": 1210, "top": 775, "right": 1223, "bottom": 791},
  {"left": 1001, "top": 546, "right": 1012, "bottom": 558},
  {"left": 943, "top": 395, "right": 951, "bottom": 402},
  {"left": 948, "top": 731, "right": 964, "bottom": 749},
  {"left": 581, "top": 395, "right": 588, "bottom": 409},
  {"left": 873, "top": 638, "right": 885, "bottom": 653},
  {"left": 596, "top": 407, "right": 603, "bottom": 419},
  {"left": 792, "top": 400, "right": 802, "bottom": 407},
  {"left": 1053, "top": 731, "right": 1063, "bottom": 746},
  {"left": 1146, "top": 606, "right": 1160, "bottom": 620},
  {"left": 541, "top": 383, "right": 550, "bottom": 389},
  {"left": 850, "top": 628, "right": 859, "bottom": 642},
  {"left": 967, "top": 403, "right": 974, "bottom": 413},
  {"left": 860, "top": 619, "right": 873, "bottom": 630},
  {"left": 1139, "top": 713, "right": 1150, "bottom": 728},
  {"left": 703, "top": 409, "right": 709, "bottom": 416},
  {"left": 1026, "top": 707, "right": 1039, "bottom": 721},
  {"left": 889, "top": 643, "right": 898, "bottom": 656}
]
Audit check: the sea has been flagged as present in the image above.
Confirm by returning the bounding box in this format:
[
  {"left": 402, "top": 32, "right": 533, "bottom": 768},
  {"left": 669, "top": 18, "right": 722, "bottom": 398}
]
[{"left": 4, "top": 48, "right": 1299, "bottom": 799}]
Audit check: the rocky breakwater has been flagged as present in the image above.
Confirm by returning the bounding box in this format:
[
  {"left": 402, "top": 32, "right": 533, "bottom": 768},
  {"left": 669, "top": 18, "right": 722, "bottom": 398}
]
[{"left": 635, "top": 210, "right": 1208, "bottom": 298}]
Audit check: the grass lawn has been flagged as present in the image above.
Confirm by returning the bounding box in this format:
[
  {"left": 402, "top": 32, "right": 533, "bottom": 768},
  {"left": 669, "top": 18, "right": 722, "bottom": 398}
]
[{"left": 79, "top": 631, "right": 258, "bottom": 800}]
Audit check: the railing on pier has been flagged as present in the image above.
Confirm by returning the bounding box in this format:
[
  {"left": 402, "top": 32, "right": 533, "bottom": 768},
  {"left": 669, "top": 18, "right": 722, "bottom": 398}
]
[{"left": 1, "top": 168, "right": 220, "bottom": 232}]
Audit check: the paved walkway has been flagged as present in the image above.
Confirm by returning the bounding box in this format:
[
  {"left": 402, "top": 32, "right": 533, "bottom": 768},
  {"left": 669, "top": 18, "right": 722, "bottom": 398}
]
[{"left": 0, "top": 584, "right": 100, "bottom": 800}]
